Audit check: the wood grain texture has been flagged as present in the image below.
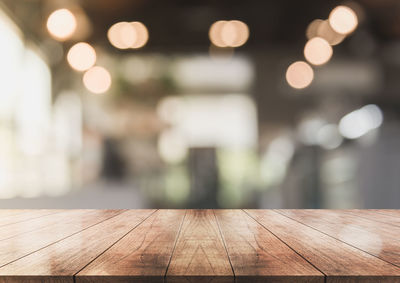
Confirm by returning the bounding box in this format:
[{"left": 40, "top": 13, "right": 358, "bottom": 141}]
[
  {"left": 276, "top": 209, "right": 400, "bottom": 266},
  {"left": 0, "top": 210, "right": 63, "bottom": 228},
  {"left": 368, "top": 209, "right": 400, "bottom": 217},
  {"left": 0, "top": 210, "right": 123, "bottom": 269},
  {"left": 214, "top": 210, "right": 323, "bottom": 283},
  {"left": 0, "top": 209, "right": 399, "bottom": 283},
  {"left": 0, "top": 210, "right": 155, "bottom": 283},
  {"left": 76, "top": 209, "right": 184, "bottom": 283},
  {"left": 0, "top": 210, "right": 29, "bottom": 217},
  {"left": 245, "top": 209, "right": 400, "bottom": 283},
  {"left": 166, "top": 209, "right": 233, "bottom": 283},
  {"left": 0, "top": 210, "right": 96, "bottom": 242},
  {"left": 342, "top": 209, "right": 400, "bottom": 228}
]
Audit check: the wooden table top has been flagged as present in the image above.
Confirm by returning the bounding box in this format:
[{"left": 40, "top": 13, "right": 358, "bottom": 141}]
[{"left": 0, "top": 209, "right": 399, "bottom": 282}]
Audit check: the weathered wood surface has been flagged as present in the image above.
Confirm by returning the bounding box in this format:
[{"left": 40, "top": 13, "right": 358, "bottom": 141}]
[{"left": 0, "top": 209, "right": 398, "bottom": 282}]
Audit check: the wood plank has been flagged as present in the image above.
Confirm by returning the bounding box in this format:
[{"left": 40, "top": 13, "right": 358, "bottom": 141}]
[
  {"left": 76, "top": 209, "right": 185, "bottom": 283},
  {"left": 368, "top": 209, "right": 400, "bottom": 217},
  {"left": 0, "top": 209, "right": 155, "bottom": 283},
  {"left": 342, "top": 209, "right": 400, "bottom": 228},
  {"left": 0, "top": 210, "right": 63, "bottom": 228},
  {"left": 0, "top": 210, "right": 86, "bottom": 241},
  {"left": 245, "top": 210, "right": 400, "bottom": 283},
  {"left": 0, "top": 210, "right": 31, "bottom": 218},
  {"left": 166, "top": 209, "right": 233, "bottom": 283},
  {"left": 276, "top": 209, "right": 400, "bottom": 266},
  {"left": 214, "top": 210, "right": 323, "bottom": 283},
  {"left": 0, "top": 209, "right": 123, "bottom": 269}
]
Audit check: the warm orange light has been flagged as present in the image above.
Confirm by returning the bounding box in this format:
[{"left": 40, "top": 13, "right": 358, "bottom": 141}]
[
  {"left": 108, "top": 21, "right": 148, "bottom": 49},
  {"left": 306, "top": 19, "right": 345, "bottom": 46},
  {"left": 304, "top": 37, "right": 333, "bottom": 66},
  {"left": 130, "top": 22, "right": 149, "bottom": 48},
  {"left": 306, "top": 19, "right": 324, "bottom": 40},
  {"left": 209, "top": 21, "right": 228, "bottom": 47},
  {"left": 317, "top": 20, "right": 346, "bottom": 46},
  {"left": 83, "top": 66, "right": 111, "bottom": 94},
  {"left": 286, "top": 61, "right": 314, "bottom": 89},
  {"left": 46, "top": 9, "right": 77, "bottom": 41},
  {"left": 329, "top": 6, "right": 358, "bottom": 35},
  {"left": 67, "top": 42, "right": 96, "bottom": 71},
  {"left": 209, "top": 20, "right": 249, "bottom": 47},
  {"left": 108, "top": 22, "right": 135, "bottom": 49}
]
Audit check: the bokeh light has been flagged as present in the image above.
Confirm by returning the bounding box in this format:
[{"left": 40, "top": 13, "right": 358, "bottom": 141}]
[
  {"left": 108, "top": 22, "right": 135, "bottom": 49},
  {"left": 316, "top": 124, "right": 343, "bottom": 149},
  {"left": 306, "top": 19, "right": 345, "bottom": 46},
  {"left": 158, "top": 129, "right": 188, "bottom": 163},
  {"left": 130, "top": 21, "right": 149, "bottom": 48},
  {"left": 46, "top": 9, "right": 77, "bottom": 41},
  {"left": 304, "top": 37, "right": 333, "bottom": 65},
  {"left": 209, "top": 20, "right": 249, "bottom": 47},
  {"left": 329, "top": 5, "right": 358, "bottom": 35},
  {"left": 306, "top": 19, "right": 324, "bottom": 39},
  {"left": 209, "top": 21, "right": 227, "bottom": 47},
  {"left": 67, "top": 42, "right": 96, "bottom": 71},
  {"left": 108, "top": 21, "right": 148, "bottom": 49},
  {"left": 286, "top": 61, "right": 314, "bottom": 89},
  {"left": 339, "top": 104, "right": 383, "bottom": 139},
  {"left": 83, "top": 66, "right": 111, "bottom": 94}
]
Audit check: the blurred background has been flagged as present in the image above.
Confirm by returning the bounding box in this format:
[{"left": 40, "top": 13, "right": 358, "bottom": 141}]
[{"left": 0, "top": 0, "right": 399, "bottom": 209}]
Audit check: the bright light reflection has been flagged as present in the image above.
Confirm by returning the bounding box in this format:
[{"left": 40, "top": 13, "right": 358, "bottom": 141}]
[
  {"left": 286, "top": 61, "right": 314, "bottom": 89},
  {"left": 339, "top": 104, "right": 383, "bottom": 139},
  {"left": 130, "top": 21, "right": 149, "bottom": 48},
  {"left": 304, "top": 37, "right": 333, "bottom": 66},
  {"left": 67, "top": 42, "right": 96, "bottom": 71},
  {"left": 317, "top": 20, "right": 346, "bottom": 46},
  {"left": 108, "top": 22, "right": 136, "bottom": 49},
  {"left": 339, "top": 225, "right": 382, "bottom": 255},
  {"left": 209, "top": 20, "right": 249, "bottom": 47},
  {"left": 83, "top": 66, "right": 112, "bottom": 94},
  {"left": 329, "top": 5, "right": 358, "bottom": 35},
  {"left": 46, "top": 9, "right": 77, "bottom": 41},
  {"left": 107, "top": 21, "right": 148, "bottom": 49},
  {"left": 306, "top": 19, "right": 345, "bottom": 46}
]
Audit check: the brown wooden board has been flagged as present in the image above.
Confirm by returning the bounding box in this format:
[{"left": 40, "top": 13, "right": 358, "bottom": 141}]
[
  {"left": 0, "top": 210, "right": 124, "bottom": 269},
  {"left": 245, "top": 209, "right": 400, "bottom": 283},
  {"left": 276, "top": 209, "right": 400, "bottom": 266},
  {"left": 166, "top": 209, "right": 233, "bottom": 283},
  {"left": 0, "top": 209, "right": 155, "bottom": 283},
  {"left": 77, "top": 209, "right": 184, "bottom": 283},
  {"left": 214, "top": 209, "right": 323, "bottom": 283}
]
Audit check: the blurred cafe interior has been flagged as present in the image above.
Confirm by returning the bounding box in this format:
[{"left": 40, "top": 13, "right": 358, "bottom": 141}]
[{"left": 0, "top": 0, "right": 399, "bottom": 209}]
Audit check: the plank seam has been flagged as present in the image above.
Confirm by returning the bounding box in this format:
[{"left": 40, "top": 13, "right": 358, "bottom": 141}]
[
  {"left": 0, "top": 210, "right": 66, "bottom": 229},
  {"left": 72, "top": 209, "right": 159, "bottom": 279},
  {"left": 0, "top": 209, "right": 127, "bottom": 270},
  {"left": 164, "top": 209, "right": 187, "bottom": 281},
  {"left": 213, "top": 209, "right": 236, "bottom": 278},
  {"left": 0, "top": 210, "right": 124, "bottom": 244},
  {"left": 243, "top": 209, "right": 327, "bottom": 280},
  {"left": 273, "top": 209, "right": 400, "bottom": 270},
  {"left": 341, "top": 210, "right": 400, "bottom": 229}
]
